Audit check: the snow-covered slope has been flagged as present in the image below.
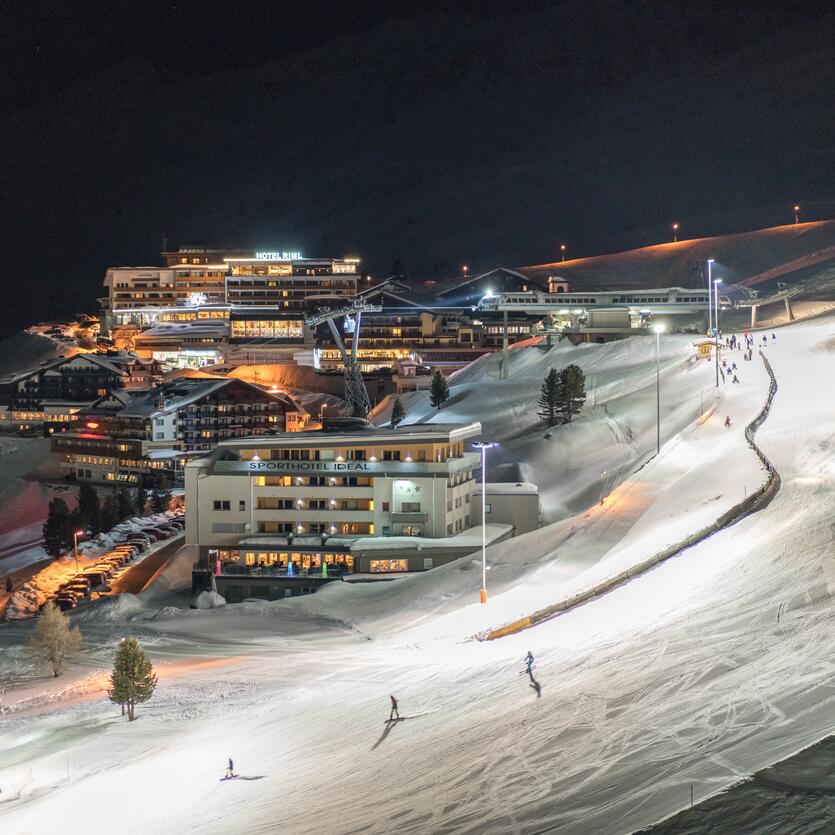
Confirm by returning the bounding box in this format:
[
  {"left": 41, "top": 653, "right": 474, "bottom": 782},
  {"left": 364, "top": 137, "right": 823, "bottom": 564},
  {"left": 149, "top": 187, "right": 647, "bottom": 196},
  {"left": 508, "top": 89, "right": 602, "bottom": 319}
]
[{"left": 1, "top": 318, "right": 834, "bottom": 835}]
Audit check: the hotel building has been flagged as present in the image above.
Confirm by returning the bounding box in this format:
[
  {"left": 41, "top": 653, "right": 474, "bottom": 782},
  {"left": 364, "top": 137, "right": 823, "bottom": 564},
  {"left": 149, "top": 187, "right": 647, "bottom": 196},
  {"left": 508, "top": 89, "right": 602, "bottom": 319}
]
[{"left": 186, "top": 421, "right": 489, "bottom": 581}]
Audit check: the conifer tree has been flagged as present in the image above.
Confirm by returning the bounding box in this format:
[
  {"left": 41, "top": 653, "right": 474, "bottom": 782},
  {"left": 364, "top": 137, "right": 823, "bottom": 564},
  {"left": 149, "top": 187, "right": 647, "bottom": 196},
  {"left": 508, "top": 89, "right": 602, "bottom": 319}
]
[
  {"left": 43, "top": 497, "right": 72, "bottom": 556},
  {"left": 116, "top": 487, "right": 134, "bottom": 521},
  {"left": 108, "top": 638, "right": 158, "bottom": 721},
  {"left": 429, "top": 370, "right": 449, "bottom": 410},
  {"left": 77, "top": 482, "right": 101, "bottom": 534},
  {"left": 30, "top": 601, "right": 83, "bottom": 677},
  {"left": 151, "top": 475, "right": 172, "bottom": 514},
  {"left": 100, "top": 493, "right": 120, "bottom": 532},
  {"left": 558, "top": 364, "right": 587, "bottom": 423},
  {"left": 537, "top": 368, "right": 562, "bottom": 427},
  {"left": 390, "top": 396, "right": 406, "bottom": 428}
]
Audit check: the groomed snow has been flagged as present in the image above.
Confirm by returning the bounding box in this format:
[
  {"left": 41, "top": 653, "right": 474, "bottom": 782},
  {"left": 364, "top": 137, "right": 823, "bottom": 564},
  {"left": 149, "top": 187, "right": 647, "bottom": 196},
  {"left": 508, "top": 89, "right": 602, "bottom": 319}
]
[{"left": 1, "top": 319, "right": 834, "bottom": 835}]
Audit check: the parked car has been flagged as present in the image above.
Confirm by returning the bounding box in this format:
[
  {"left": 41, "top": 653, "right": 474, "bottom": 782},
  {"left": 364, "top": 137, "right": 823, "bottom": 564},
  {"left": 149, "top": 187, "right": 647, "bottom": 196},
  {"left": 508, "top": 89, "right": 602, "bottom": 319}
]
[
  {"left": 55, "top": 595, "right": 78, "bottom": 611},
  {"left": 82, "top": 570, "right": 109, "bottom": 586}
]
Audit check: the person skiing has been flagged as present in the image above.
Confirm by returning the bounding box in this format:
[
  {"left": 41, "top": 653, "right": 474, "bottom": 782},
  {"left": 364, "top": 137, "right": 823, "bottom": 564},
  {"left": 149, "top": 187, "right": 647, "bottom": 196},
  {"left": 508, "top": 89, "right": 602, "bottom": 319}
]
[
  {"left": 771, "top": 332, "right": 776, "bottom": 340},
  {"left": 724, "top": 416, "right": 731, "bottom": 428},
  {"left": 732, "top": 375, "right": 740, "bottom": 384},
  {"left": 224, "top": 758, "right": 235, "bottom": 779},
  {"left": 525, "top": 651, "right": 534, "bottom": 675},
  {"left": 389, "top": 694, "right": 399, "bottom": 721}
]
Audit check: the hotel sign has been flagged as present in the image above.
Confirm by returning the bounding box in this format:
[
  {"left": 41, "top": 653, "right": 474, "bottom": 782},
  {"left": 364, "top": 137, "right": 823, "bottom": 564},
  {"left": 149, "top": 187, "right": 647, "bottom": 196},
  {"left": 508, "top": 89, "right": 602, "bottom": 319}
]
[
  {"left": 255, "top": 251, "right": 302, "bottom": 261},
  {"left": 213, "top": 458, "right": 465, "bottom": 477}
]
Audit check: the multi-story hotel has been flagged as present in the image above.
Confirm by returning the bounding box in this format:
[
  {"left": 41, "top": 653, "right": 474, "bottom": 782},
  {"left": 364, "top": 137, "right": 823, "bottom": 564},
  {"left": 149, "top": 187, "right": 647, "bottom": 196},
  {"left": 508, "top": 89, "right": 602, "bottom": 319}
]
[{"left": 186, "top": 420, "right": 491, "bottom": 583}]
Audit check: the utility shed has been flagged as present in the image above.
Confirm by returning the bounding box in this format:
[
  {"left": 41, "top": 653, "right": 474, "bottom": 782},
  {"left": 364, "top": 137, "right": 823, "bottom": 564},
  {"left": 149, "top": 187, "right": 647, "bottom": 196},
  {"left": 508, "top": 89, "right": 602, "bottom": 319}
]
[{"left": 471, "top": 482, "right": 541, "bottom": 535}]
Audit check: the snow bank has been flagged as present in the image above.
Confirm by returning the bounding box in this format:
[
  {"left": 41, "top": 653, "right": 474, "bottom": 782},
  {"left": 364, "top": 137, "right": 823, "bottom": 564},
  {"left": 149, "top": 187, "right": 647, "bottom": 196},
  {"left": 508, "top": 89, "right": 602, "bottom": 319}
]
[{"left": 192, "top": 590, "right": 226, "bottom": 609}]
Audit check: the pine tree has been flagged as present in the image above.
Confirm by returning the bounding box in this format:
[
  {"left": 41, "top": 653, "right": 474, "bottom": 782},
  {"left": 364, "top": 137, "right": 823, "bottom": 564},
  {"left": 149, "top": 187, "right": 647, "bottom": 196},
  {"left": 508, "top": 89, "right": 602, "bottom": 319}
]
[
  {"left": 151, "top": 476, "right": 172, "bottom": 514},
  {"left": 100, "top": 494, "right": 120, "bottom": 532},
  {"left": 116, "top": 487, "right": 134, "bottom": 521},
  {"left": 429, "top": 370, "right": 449, "bottom": 410},
  {"left": 135, "top": 484, "right": 148, "bottom": 517},
  {"left": 77, "top": 482, "right": 101, "bottom": 535},
  {"left": 390, "top": 397, "right": 406, "bottom": 428},
  {"left": 43, "top": 497, "right": 72, "bottom": 557},
  {"left": 537, "top": 368, "right": 562, "bottom": 427},
  {"left": 108, "top": 638, "right": 158, "bottom": 720},
  {"left": 30, "top": 601, "right": 83, "bottom": 677},
  {"left": 558, "top": 364, "right": 587, "bottom": 424}
]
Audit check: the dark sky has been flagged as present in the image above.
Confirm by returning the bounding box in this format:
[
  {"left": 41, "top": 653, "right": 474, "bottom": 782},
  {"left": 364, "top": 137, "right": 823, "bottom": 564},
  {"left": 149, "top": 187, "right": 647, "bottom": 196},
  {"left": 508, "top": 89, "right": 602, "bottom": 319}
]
[{"left": 1, "top": 0, "right": 834, "bottom": 335}]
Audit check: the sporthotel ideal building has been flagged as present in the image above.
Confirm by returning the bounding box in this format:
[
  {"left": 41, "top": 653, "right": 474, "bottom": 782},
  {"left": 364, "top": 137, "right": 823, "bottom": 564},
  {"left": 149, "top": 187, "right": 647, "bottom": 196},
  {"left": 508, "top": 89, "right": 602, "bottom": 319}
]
[{"left": 186, "top": 420, "right": 498, "bottom": 586}]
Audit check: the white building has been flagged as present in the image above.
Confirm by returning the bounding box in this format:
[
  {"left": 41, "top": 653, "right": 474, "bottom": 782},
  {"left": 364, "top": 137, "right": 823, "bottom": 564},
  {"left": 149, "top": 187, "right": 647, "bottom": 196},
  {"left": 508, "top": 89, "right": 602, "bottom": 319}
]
[{"left": 185, "top": 420, "right": 493, "bottom": 576}]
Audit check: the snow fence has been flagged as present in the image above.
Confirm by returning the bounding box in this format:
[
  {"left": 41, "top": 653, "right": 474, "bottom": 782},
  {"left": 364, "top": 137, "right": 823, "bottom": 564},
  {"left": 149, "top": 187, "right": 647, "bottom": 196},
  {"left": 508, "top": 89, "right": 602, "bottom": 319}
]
[{"left": 479, "top": 350, "right": 781, "bottom": 641}]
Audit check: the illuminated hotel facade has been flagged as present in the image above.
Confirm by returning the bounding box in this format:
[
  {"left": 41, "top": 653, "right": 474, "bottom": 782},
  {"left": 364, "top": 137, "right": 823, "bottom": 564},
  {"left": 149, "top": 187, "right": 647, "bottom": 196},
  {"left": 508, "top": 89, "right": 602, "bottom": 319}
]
[{"left": 185, "top": 421, "right": 482, "bottom": 575}]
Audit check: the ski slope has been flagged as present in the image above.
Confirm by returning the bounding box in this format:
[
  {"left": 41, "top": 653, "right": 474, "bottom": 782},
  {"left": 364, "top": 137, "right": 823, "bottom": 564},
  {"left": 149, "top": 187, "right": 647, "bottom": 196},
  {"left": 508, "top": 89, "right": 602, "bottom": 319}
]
[{"left": 2, "top": 317, "right": 835, "bottom": 834}]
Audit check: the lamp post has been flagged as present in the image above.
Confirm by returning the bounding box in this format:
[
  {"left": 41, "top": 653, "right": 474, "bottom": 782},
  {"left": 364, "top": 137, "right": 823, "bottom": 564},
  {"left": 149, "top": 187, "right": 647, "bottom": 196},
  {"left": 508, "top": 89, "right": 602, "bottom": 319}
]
[
  {"left": 560, "top": 243, "right": 567, "bottom": 262},
  {"left": 794, "top": 204, "right": 800, "bottom": 225},
  {"left": 706, "top": 259, "right": 715, "bottom": 335},
  {"left": 472, "top": 441, "right": 498, "bottom": 604},
  {"left": 713, "top": 279, "right": 722, "bottom": 387},
  {"left": 672, "top": 223, "right": 679, "bottom": 243},
  {"left": 653, "top": 324, "right": 664, "bottom": 454},
  {"left": 73, "top": 529, "right": 85, "bottom": 574},
  {"left": 599, "top": 470, "right": 606, "bottom": 505}
]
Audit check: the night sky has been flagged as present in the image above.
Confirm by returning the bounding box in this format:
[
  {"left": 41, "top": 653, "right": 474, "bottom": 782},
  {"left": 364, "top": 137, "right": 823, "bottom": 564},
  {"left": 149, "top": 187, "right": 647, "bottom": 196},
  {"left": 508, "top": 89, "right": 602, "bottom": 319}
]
[{"left": 2, "top": 1, "right": 835, "bottom": 336}]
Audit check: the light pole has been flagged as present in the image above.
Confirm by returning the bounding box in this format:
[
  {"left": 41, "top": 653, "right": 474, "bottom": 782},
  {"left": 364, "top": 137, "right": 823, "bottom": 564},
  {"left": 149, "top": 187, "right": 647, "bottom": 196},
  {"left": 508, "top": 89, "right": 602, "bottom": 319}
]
[
  {"left": 73, "top": 529, "right": 85, "bottom": 574},
  {"left": 672, "top": 223, "right": 679, "bottom": 243},
  {"left": 706, "top": 258, "right": 715, "bottom": 335},
  {"left": 794, "top": 204, "right": 800, "bottom": 225},
  {"left": 560, "top": 243, "right": 567, "bottom": 262},
  {"left": 599, "top": 470, "right": 606, "bottom": 505},
  {"left": 653, "top": 324, "right": 663, "bottom": 454},
  {"left": 713, "top": 279, "right": 722, "bottom": 387},
  {"left": 472, "top": 441, "right": 498, "bottom": 604}
]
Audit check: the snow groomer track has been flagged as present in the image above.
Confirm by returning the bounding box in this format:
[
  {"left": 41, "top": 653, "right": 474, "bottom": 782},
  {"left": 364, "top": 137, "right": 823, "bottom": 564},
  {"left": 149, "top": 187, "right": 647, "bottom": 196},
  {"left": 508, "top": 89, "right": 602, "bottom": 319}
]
[{"left": 479, "top": 350, "right": 781, "bottom": 641}]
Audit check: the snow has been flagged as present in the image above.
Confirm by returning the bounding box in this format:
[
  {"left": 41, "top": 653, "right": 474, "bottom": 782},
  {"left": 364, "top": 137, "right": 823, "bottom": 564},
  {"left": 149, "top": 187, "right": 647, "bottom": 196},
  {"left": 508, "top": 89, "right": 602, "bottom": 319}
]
[
  {"left": 193, "top": 590, "right": 226, "bottom": 609},
  {"left": 478, "top": 481, "right": 539, "bottom": 495},
  {"left": 0, "top": 318, "right": 834, "bottom": 834}
]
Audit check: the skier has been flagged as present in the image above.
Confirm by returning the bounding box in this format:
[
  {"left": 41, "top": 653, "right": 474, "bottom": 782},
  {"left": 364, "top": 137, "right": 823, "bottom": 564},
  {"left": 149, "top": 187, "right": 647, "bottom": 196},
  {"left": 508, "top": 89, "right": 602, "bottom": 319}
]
[
  {"left": 762, "top": 335, "right": 768, "bottom": 344},
  {"left": 771, "top": 332, "right": 776, "bottom": 341},
  {"left": 732, "top": 375, "right": 740, "bottom": 384},
  {"left": 731, "top": 362, "right": 737, "bottom": 371},
  {"left": 224, "top": 758, "right": 235, "bottom": 779},
  {"left": 724, "top": 416, "right": 731, "bottom": 428},
  {"left": 389, "top": 694, "right": 400, "bottom": 722},
  {"left": 525, "top": 651, "right": 534, "bottom": 675}
]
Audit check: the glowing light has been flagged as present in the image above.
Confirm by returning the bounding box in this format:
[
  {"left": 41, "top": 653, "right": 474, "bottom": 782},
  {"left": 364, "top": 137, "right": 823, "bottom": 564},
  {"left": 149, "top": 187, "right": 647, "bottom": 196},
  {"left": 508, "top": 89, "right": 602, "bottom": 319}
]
[
  {"left": 86, "top": 421, "right": 99, "bottom": 429},
  {"left": 255, "top": 251, "right": 302, "bottom": 261}
]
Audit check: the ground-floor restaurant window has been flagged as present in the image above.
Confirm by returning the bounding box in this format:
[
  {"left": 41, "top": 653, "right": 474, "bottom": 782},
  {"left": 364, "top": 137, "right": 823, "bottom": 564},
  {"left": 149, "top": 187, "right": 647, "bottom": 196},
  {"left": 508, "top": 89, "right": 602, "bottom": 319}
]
[{"left": 369, "top": 559, "right": 409, "bottom": 573}]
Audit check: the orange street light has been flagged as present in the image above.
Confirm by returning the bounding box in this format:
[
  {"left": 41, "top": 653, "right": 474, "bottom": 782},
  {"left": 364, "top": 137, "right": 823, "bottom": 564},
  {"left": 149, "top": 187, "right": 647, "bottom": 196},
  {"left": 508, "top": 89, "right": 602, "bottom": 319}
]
[
  {"left": 672, "top": 223, "right": 680, "bottom": 242},
  {"left": 73, "top": 529, "right": 85, "bottom": 574},
  {"left": 560, "top": 243, "right": 567, "bottom": 262},
  {"left": 794, "top": 204, "right": 800, "bottom": 224}
]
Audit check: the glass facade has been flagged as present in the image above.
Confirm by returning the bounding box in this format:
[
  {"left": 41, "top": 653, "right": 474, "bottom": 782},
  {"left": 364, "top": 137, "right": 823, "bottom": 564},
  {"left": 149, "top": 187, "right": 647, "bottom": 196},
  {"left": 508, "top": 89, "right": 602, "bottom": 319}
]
[{"left": 230, "top": 319, "right": 304, "bottom": 339}]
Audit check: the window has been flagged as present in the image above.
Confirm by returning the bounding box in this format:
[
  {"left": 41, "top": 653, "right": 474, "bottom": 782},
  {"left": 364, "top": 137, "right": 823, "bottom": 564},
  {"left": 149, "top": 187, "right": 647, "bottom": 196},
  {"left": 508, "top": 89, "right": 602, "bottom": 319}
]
[
  {"left": 382, "top": 501, "right": 390, "bottom": 512},
  {"left": 155, "top": 418, "right": 165, "bottom": 426},
  {"left": 213, "top": 500, "right": 231, "bottom": 511},
  {"left": 418, "top": 450, "right": 426, "bottom": 461},
  {"left": 484, "top": 503, "right": 492, "bottom": 514},
  {"left": 382, "top": 450, "right": 401, "bottom": 461},
  {"left": 401, "top": 502, "right": 421, "bottom": 513},
  {"left": 238, "top": 500, "right": 246, "bottom": 511},
  {"left": 370, "top": 559, "right": 409, "bottom": 573},
  {"left": 155, "top": 432, "right": 164, "bottom": 440},
  {"left": 423, "top": 558, "right": 434, "bottom": 570}
]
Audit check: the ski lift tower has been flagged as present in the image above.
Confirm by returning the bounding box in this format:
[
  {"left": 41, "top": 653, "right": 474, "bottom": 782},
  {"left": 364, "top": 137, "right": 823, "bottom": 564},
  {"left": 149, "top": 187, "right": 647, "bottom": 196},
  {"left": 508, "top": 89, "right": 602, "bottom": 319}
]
[{"left": 306, "top": 299, "right": 382, "bottom": 417}]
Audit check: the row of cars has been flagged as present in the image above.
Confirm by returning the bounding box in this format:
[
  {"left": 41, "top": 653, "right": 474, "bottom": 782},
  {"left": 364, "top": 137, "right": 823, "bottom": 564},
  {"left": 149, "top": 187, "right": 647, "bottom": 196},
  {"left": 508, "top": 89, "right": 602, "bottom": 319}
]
[{"left": 46, "top": 512, "right": 185, "bottom": 612}]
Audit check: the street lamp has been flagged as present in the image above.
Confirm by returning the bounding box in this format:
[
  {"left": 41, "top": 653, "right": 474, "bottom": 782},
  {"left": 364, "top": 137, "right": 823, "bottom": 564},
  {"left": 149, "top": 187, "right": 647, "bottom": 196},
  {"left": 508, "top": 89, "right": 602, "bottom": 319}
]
[
  {"left": 560, "top": 243, "right": 567, "bottom": 262},
  {"left": 713, "top": 279, "right": 722, "bottom": 387},
  {"left": 706, "top": 259, "right": 715, "bottom": 335},
  {"left": 73, "top": 529, "right": 85, "bottom": 574},
  {"left": 653, "top": 324, "right": 664, "bottom": 454},
  {"left": 472, "top": 441, "right": 498, "bottom": 604},
  {"left": 794, "top": 204, "right": 800, "bottom": 224},
  {"left": 672, "top": 223, "right": 679, "bottom": 243},
  {"left": 462, "top": 265, "right": 469, "bottom": 277},
  {"left": 599, "top": 470, "right": 607, "bottom": 505}
]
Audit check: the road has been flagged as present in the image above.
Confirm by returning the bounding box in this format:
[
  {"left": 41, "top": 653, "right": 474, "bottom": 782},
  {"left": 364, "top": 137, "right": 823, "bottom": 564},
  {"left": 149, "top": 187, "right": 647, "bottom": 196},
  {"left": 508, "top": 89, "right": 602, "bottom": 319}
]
[{"left": 105, "top": 535, "right": 184, "bottom": 595}]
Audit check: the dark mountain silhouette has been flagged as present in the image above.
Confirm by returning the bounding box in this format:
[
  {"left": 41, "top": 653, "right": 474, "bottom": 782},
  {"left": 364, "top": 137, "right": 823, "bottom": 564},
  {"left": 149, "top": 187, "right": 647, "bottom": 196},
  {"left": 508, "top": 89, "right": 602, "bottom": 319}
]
[{"left": 2, "top": 3, "right": 835, "bottom": 337}]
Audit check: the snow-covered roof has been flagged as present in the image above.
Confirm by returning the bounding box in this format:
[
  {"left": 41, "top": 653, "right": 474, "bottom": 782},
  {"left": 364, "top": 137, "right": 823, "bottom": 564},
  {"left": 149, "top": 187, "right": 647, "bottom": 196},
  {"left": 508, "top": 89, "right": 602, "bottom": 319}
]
[{"left": 474, "top": 482, "right": 539, "bottom": 496}]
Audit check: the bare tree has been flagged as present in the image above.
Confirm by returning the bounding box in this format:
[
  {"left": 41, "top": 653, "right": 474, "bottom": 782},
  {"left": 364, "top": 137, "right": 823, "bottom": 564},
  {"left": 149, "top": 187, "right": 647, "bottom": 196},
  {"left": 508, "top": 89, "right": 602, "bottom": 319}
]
[{"left": 29, "top": 601, "right": 83, "bottom": 677}]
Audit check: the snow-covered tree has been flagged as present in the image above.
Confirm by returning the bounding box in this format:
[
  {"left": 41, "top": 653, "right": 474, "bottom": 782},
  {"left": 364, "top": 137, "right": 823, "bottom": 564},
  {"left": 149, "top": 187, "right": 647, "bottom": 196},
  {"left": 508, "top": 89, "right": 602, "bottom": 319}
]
[
  {"left": 558, "top": 364, "right": 587, "bottom": 423},
  {"left": 390, "top": 397, "right": 406, "bottom": 428},
  {"left": 108, "top": 638, "right": 158, "bottom": 721},
  {"left": 30, "top": 601, "right": 83, "bottom": 677},
  {"left": 537, "top": 368, "right": 562, "bottom": 427},
  {"left": 76, "top": 482, "right": 101, "bottom": 535},
  {"left": 429, "top": 371, "right": 449, "bottom": 410},
  {"left": 100, "top": 493, "right": 120, "bottom": 532}
]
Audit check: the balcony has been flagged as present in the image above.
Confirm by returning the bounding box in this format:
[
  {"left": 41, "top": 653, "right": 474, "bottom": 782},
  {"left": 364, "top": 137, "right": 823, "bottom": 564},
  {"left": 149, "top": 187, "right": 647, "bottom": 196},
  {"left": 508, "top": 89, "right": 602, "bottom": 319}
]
[{"left": 390, "top": 511, "right": 427, "bottom": 524}]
